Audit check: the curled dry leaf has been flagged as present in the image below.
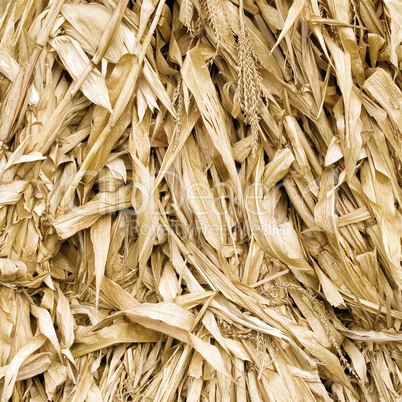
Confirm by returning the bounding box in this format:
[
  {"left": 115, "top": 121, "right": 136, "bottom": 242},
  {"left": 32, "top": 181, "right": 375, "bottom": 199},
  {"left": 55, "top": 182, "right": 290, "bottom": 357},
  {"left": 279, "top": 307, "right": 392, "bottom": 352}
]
[{"left": 0, "top": 259, "right": 27, "bottom": 282}]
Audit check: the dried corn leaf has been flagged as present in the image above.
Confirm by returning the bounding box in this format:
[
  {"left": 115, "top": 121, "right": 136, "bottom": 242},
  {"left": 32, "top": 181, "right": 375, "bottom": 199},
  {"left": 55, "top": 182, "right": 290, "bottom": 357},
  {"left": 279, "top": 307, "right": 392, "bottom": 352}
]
[{"left": 50, "top": 36, "right": 112, "bottom": 112}]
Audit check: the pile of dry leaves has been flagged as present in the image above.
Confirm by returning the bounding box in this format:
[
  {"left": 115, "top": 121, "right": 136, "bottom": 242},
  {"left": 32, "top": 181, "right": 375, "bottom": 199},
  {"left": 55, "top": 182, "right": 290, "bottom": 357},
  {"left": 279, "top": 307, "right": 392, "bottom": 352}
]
[{"left": 0, "top": 0, "right": 402, "bottom": 400}]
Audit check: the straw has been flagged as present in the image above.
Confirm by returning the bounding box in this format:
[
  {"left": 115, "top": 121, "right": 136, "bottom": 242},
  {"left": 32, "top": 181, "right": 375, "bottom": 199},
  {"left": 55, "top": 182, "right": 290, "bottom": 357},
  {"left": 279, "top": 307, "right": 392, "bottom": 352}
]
[{"left": 1, "top": 0, "right": 402, "bottom": 400}]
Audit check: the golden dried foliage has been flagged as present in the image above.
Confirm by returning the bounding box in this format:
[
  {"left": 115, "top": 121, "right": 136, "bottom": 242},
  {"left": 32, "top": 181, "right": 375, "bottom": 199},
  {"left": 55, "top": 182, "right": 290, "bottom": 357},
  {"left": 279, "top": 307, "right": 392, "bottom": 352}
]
[{"left": 0, "top": 0, "right": 402, "bottom": 400}]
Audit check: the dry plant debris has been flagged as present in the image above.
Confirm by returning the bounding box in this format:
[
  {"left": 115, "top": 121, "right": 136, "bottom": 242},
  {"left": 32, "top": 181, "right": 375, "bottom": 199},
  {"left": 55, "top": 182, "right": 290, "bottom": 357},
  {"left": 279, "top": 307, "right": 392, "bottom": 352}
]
[{"left": 0, "top": 0, "right": 402, "bottom": 400}]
